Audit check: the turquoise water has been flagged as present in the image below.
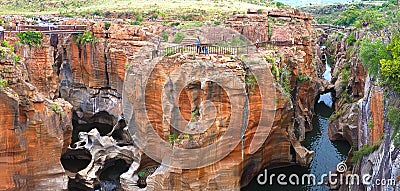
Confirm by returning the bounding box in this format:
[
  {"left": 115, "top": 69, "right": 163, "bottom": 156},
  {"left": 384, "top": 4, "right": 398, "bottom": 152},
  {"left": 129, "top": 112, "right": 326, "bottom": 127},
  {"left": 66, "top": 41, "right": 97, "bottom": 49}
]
[{"left": 276, "top": 0, "right": 361, "bottom": 7}]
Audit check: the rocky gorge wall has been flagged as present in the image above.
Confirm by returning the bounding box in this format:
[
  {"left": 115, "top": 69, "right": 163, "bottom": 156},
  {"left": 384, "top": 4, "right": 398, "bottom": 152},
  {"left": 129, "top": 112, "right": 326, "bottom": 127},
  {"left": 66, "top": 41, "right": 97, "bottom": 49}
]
[
  {"left": 0, "top": 43, "right": 72, "bottom": 190},
  {"left": 320, "top": 27, "right": 400, "bottom": 190},
  {"left": 1, "top": 8, "right": 324, "bottom": 190}
]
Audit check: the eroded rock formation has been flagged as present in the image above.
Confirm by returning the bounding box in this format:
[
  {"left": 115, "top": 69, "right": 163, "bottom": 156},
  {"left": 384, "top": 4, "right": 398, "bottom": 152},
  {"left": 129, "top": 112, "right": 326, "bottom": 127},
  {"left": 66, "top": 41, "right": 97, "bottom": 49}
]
[
  {"left": 0, "top": 45, "right": 72, "bottom": 190},
  {"left": 1, "top": 8, "right": 322, "bottom": 190}
]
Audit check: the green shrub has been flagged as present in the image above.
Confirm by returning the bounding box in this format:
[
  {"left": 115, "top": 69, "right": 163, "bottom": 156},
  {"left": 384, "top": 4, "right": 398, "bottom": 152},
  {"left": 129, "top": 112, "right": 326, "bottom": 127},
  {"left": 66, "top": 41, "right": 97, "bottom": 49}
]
[
  {"left": 173, "top": 32, "right": 185, "bottom": 43},
  {"left": 191, "top": 108, "right": 200, "bottom": 122},
  {"left": 351, "top": 142, "right": 380, "bottom": 164},
  {"left": 50, "top": 104, "right": 63, "bottom": 114},
  {"left": 340, "top": 64, "right": 350, "bottom": 91},
  {"left": 245, "top": 73, "right": 257, "bottom": 94},
  {"left": 279, "top": 66, "right": 291, "bottom": 96},
  {"left": 17, "top": 31, "right": 43, "bottom": 48},
  {"left": 265, "top": 56, "right": 275, "bottom": 63},
  {"left": 1, "top": 41, "right": 14, "bottom": 52},
  {"left": 271, "top": 65, "right": 279, "bottom": 79},
  {"left": 104, "top": 22, "right": 111, "bottom": 30},
  {"left": 0, "top": 79, "right": 7, "bottom": 88},
  {"left": 296, "top": 75, "right": 311, "bottom": 83},
  {"left": 368, "top": 119, "right": 374, "bottom": 129},
  {"left": 163, "top": 48, "right": 175, "bottom": 56},
  {"left": 129, "top": 20, "right": 142, "bottom": 25},
  {"left": 161, "top": 32, "right": 169, "bottom": 42},
  {"left": 360, "top": 39, "right": 391, "bottom": 78},
  {"left": 380, "top": 35, "right": 400, "bottom": 93},
  {"left": 73, "top": 31, "right": 97, "bottom": 46},
  {"left": 168, "top": 134, "right": 179, "bottom": 144},
  {"left": 13, "top": 55, "right": 20, "bottom": 63},
  {"left": 346, "top": 33, "right": 356, "bottom": 45},
  {"left": 138, "top": 171, "right": 146, "bottom": 178},
  {"left": 330, "top": 109, "right": 345, "bottom": 122}
]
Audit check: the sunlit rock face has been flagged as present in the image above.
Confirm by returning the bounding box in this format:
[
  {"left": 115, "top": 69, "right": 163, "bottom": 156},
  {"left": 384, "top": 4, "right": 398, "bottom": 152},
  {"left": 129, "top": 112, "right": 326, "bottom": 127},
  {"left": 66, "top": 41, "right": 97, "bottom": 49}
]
[
  {"left": 0, "top": 7, "right": 320, "bottom": 190},
  {"left": 227, "top": 9, "right": 320, "bottom": 140},
  {"left": 0, "top": 46, "right": 72, "bottom": 190},
  {"left": 122, "top": 52, "right": 314, "bottom": 190}
]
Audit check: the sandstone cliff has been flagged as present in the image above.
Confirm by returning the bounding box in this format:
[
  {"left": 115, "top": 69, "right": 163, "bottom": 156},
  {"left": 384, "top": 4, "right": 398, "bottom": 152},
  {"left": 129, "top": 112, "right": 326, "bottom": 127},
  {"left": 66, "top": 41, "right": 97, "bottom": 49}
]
[
  {"left": 0, "top": 44, "right": 72, "bottom": 190},
  {"left": 0, "top": 8, "right": 323, "bottom": 190}
]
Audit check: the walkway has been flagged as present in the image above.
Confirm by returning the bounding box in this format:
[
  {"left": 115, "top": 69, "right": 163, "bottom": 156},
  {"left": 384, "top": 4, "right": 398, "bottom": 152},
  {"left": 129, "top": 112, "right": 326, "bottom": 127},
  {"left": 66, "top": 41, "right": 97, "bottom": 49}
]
[
  {"left": 156, "top": 40, "right": 294, "bottom": 58},
  {"left": 2, "top": 25, "right": 87, "bottom": 35}
]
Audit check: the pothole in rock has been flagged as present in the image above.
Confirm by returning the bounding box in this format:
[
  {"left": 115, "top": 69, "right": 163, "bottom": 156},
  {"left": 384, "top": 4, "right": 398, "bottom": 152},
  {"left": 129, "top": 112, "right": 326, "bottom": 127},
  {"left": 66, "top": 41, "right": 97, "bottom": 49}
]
[
  {"left": 60, "top": 148, "right": 92, "bottom": 173},
  {"left": 136, "top": 155, "right": 160, "bottom": 188},
  {"left": 98, "top": 158, "right": 131, "bottom": 191},
  {"left": 70, "top": 111, "right": 115, "bottom": 147}
]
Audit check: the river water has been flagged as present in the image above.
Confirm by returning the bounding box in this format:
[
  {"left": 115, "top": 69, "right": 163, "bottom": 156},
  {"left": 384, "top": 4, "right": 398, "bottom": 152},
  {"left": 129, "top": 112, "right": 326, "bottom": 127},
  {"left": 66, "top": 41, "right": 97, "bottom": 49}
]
[{"left": 242, "top": 57, "right": 351, "bottom": 190}]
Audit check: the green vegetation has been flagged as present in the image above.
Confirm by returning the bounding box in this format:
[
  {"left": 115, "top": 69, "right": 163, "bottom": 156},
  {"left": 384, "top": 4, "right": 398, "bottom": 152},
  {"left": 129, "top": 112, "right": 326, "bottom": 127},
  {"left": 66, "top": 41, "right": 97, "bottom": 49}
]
[
  {"left": 351, "top": 142, "right": 380, "bottom": 164},
  {"left": 340, "top": 63, "right": 350, "bottom": 91},
  {"left": 104, "top": 22, "right": 111, "bottom": 30},
  {"left": 1, "top": 41, "right": 14, "bottom": 52},
  {"left": 17, "top": 31, "right": 43, "bottom": 48},
  {"left": 125, "top": 63, "right": 131, "bottom": 69},
  {"left": 50, "top": 104, "right": 63, "bottom": 114},
  {"left": 161, "top": 32, "right": 169, "bottom": 42},
  {"left": 163, "top": 48, "right": 175, "bottom": 56},
  {"left": 138, "top": 171, "right": 146, "bottom": 178},
  {"left": 330, "top": 109, "right": 345, "bottom": 122},
  {"left": 296, "top": 75, "right": 311, "bottom": 83},
  {"left": 346, "top": 33, "right": 356, "bottom": 45},
  {"left": 368, "top": 119, "right": 374, "bottom": 129},
  {"left": 173, "top": 32, "right": 185, "bottom": 44},
  {"left": 245, "top": 73, "right": 257, "bottom": 94},
  {"left": 380, "top": 35, "right": 400, "bottom": 94},
  {"left": 0, "top": 0, "right": 277, "bottom": 21},
  {"left": 168, "top": 133, "right": 179, "bottom": 145},
  {"left": 177, "top": 21, "right": 202, "bottom": 29},
  {"left": 265, "top": 55, "right": 275, "bottom": 63},
  {"left": 388, "top": 107, "right": 400, "bottom": 147},
  {"left": 271, "top": 64, "right": 291, "bottom": 96},
  {"left": 73, "top": 31, "right": 97, "bottom": 46},
  {"left": 0, "top": 79, "right": 7, "bottom": 89},
  {"left": 360, "top": 39, "right": 391, "bottom": 78},
  {"left": 191, "top": 108, "right": 200, "bottom": 122}
]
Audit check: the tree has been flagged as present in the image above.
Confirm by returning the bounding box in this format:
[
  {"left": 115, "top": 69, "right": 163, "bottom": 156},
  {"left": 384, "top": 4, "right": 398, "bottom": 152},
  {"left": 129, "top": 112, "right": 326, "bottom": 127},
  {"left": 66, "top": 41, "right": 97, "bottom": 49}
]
[
  {"left": 380, "top": 35, "right": 400, "bottom": 93},
  {"left": 360, "top": 39, "right": 391, "bottom": 78}
]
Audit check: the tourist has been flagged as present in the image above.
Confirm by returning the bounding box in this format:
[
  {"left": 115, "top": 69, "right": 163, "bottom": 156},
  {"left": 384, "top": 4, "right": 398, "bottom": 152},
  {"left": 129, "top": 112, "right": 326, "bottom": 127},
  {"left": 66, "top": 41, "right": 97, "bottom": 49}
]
[
  {"left": 203, "top": 45, "right": 209, "bottom": 56},
  {"left": 255, "top": 39, "right": 259, "bottom": 52},
  {"left": 196, "top": 36, "right": 201, "bottom": 54}
]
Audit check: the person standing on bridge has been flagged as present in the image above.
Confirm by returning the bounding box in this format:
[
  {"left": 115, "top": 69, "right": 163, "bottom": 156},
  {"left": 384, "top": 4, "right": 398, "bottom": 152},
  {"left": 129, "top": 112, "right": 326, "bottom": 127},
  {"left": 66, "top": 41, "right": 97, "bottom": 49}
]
[
  {"left": 196, "top": 36, "right": 201, "bottom": 54},
  {"left": 255, "top": 39, "right": 259, "bottom": 52}
]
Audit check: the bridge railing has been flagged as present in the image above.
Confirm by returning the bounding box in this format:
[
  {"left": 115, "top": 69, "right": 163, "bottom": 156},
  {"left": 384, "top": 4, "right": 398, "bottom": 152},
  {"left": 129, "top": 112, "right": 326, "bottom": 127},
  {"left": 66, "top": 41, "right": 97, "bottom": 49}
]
[
  {"left": 155, "top": 39, "right": 294, "bottom": 58},
  {"left": 6, "top": 25, "right": 87, "bottom": 32}
]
